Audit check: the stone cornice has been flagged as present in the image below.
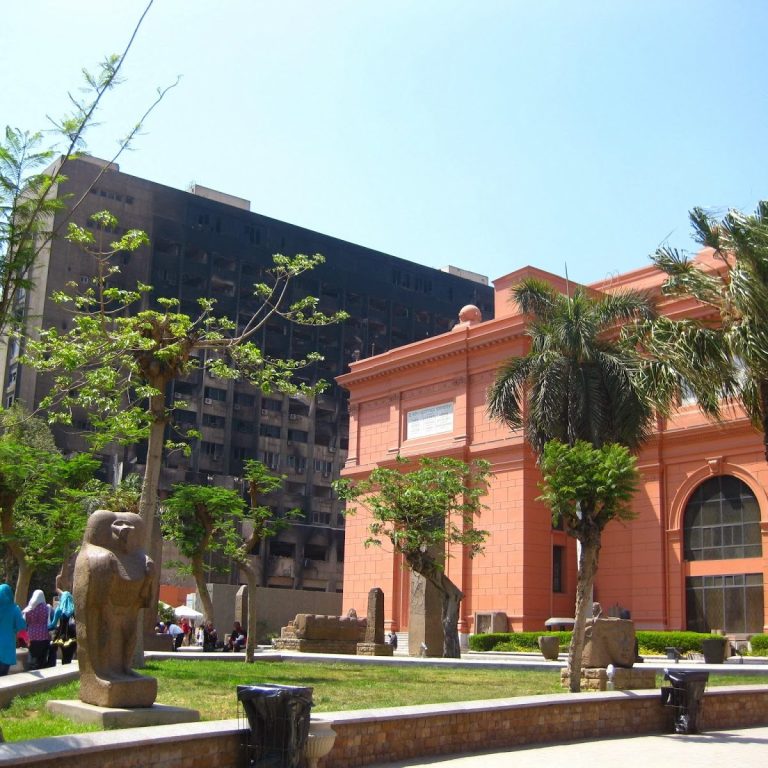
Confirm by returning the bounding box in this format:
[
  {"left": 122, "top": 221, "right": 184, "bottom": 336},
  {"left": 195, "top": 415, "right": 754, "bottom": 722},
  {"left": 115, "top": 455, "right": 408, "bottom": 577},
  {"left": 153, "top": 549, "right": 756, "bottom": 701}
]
[
  {"left": 337, "top": 249, "right": 729, "bottom": 390},
  {"left": 337, "top": 315, "right": 528, "bottom": 388}
]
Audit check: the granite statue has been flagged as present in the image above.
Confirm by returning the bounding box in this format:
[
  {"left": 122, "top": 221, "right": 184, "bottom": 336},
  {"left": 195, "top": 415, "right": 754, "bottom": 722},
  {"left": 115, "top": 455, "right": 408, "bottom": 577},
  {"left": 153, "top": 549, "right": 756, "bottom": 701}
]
[{"left": 74, "top": 510, "right": 157, "bottom": 708}]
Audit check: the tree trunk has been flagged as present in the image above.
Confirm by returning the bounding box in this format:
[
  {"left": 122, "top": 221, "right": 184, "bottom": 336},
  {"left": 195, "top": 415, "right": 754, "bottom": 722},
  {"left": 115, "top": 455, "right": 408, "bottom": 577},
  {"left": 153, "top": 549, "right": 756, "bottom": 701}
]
[
  {"left": 241, "top": 562, "right": 259, "bottom": 663},
  {"left": 14, "top": 557, "right": 33, "bottom": 607},
  {"left": 567, "top": 535, "right": 601, "bottom": 693},
  {"left": 438, "top": 574, "right": 464, "bottom": 658},
  {"left": 192, "top": 553, "right": 215, "bottom": 625},
  {"left": 139, "top": 401, "right": 167, "bottom": 540},
  {"left": 0, "top": 493, "right": 29, "bottom": 604},
  {"left": 135, "top": 395, "right": 168, "bottom": 664}
]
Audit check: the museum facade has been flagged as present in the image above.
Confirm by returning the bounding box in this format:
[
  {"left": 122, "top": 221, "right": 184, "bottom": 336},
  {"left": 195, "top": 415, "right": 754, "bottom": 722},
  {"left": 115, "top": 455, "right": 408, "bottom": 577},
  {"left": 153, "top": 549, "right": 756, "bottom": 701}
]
[{"left": 339, "top": 255, "right": 768, "bottom": 640}]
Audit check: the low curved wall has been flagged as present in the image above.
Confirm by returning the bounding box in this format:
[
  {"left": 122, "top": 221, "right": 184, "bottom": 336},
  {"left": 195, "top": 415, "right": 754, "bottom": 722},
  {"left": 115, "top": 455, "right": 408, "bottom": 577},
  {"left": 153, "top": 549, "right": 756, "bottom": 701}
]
[{"left": 1, "top": 686, "right": 767, "bottom": 768}]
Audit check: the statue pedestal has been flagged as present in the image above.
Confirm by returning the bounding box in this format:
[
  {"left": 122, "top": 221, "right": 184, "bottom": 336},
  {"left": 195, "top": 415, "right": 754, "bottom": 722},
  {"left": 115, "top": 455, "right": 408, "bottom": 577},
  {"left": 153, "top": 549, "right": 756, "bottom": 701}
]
[
  {"left": 560, "top": 667, "right": 657, "bottom": 691},
  {"left": 80, "top": 673, "right": 158, "bottom": 708},
  {"left": 46, "top": 700, "right": 200, "bottom": 729},
  {"left": 356, "top": 642, "right": 393, "bottom": 656}
]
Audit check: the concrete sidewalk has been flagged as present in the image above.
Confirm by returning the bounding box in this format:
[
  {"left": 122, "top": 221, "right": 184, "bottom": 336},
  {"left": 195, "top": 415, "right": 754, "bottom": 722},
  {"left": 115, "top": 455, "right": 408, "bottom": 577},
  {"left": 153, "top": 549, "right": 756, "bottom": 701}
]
[{"left": 366, "top": 725, "right": 768, "bottom": 767}]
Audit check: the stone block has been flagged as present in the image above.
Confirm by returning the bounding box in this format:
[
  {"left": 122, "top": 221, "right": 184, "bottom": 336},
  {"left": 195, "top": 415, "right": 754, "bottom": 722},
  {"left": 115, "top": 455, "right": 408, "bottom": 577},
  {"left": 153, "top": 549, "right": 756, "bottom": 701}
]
[
  {"left": 561, "top": 666, "right": 657, "bottom": 691},
  {"left": 143, "top": 633, "right": 175, "bottom": 652},
  {"left": 582, "top": 617, "right": 636, "bottom": 668},
  {"left": 46, "top": 699, "right": 200, "bottom": 728},
  {"left": 272, "top": 637, "right": 359, "bottom": 654},
  {"left": 292, "top": 613, "right": 366, "bottom": 641},
  {"left": 409, "top": 572, "right": 443, "bottom": 657},
  {"left": 356, "top": 642, "right": 394, "bottom": 656},
  {"left": 9, "top": 648, "right": 30, "bottom": 674}
]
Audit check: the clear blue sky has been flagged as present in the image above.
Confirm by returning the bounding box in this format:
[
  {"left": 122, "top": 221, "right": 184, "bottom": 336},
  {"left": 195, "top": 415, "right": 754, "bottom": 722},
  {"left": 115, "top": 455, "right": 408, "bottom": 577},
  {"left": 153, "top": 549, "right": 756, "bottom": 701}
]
[{"left": 3, "top": 1, "right": 767, "bottom": 286}]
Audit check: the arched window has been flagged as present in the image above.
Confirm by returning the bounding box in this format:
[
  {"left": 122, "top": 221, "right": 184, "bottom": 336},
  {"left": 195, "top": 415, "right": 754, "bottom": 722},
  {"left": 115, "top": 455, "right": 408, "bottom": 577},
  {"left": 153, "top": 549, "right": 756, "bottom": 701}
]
[
  {"left": 683, "top": 475, "right": 764, "bottom": 634},
  {"left": 683, "top": 475, "right": 762, "bottom": 561}
]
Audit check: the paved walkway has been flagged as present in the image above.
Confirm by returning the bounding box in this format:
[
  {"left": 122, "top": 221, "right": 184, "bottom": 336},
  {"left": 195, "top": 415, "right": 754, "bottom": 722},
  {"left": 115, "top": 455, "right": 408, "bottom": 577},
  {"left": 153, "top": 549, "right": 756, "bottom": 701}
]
[{"left": 366, "top": 725, "right": 768, "bottom": 768}]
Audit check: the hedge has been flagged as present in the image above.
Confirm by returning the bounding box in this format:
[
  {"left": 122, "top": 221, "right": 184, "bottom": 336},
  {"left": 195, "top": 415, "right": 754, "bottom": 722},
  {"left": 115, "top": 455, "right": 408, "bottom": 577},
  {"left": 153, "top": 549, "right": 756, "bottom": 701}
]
[
  {"left": 469, "top": 630, "right": 718, "bottom": 654},
  {"left": 635, "top": 631, "right": 718, "bottom": 654},
  {"left": 750, "top": 634, "right": 768, "bottom": 655},
  {"left": 468, "top": 632, "right": 569, "bottom": 652}
]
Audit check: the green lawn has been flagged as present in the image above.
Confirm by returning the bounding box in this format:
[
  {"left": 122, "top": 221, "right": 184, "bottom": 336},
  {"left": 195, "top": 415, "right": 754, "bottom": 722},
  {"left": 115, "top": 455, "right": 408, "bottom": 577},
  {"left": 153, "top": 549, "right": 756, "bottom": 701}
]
[{"left": 2, "top": 659, "right": 766, "bottom": 743}]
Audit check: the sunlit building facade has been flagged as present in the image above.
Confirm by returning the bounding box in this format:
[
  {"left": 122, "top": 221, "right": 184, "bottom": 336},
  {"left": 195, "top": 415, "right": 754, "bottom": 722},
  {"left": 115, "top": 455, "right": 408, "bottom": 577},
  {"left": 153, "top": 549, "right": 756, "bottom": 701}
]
[{"left": 339, "top": 257, "right": 767, "bottom": 639}]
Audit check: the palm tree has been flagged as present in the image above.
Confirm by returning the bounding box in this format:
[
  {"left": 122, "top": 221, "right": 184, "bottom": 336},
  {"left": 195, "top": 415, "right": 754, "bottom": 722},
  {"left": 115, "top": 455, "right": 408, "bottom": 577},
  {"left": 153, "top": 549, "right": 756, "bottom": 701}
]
[
  {"left": 651, "top": 202, "right": 768, "bottom": 460},
  {"left": 488, "top": 277, "right": 658, "bottom": 452},
  {"left": 487, "top": 277, "right": 660, "bottom": 691}
]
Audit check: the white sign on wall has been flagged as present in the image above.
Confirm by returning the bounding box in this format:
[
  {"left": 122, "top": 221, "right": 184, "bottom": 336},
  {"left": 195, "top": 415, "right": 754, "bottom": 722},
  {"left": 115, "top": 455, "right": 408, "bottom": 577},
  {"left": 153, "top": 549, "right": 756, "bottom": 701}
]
[{"left": 406, "top": 402, "right": 454, "bottom": 439}]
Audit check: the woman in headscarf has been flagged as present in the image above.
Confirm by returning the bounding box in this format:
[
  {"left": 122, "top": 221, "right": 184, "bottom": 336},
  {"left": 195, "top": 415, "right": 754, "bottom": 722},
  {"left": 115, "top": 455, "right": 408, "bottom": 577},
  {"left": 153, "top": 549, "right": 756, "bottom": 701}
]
[
  {"left": 49, "top": 591, "right": 77, "bottom": 664},
  {"left": 23, "top": 589, "right": 51, "bottom": 670},
  {"left": 0, "top": 584, "right": 25, "bottom": 676}
]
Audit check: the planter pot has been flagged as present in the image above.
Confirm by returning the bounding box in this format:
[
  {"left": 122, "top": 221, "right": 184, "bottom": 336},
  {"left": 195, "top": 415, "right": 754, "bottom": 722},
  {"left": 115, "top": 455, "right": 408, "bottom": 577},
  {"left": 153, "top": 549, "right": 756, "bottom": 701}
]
[
  {"left": 304, "top": 720, "right": 337, "bottom": 768},
  {"left": 701, "top": 637, "right": 726, "bottom": 664},
  {"left": 538, "top": 635, "right": 561, "bottom": 661}
]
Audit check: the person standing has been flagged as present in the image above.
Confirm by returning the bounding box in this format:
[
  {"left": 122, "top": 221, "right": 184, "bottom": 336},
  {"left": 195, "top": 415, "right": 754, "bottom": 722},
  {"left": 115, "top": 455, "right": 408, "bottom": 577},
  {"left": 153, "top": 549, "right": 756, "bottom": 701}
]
[
  {"left": 49, "top": 591, "right": 77, "bottom": 664},
  {"left": 0, "top": 584, "right": 25, "bottom": 676},
  {"left": 167, "top": 621, "right": 185, "bottom": 651},
  {"left": 23, "top": 590, "right": 52, "bottom": 670}
]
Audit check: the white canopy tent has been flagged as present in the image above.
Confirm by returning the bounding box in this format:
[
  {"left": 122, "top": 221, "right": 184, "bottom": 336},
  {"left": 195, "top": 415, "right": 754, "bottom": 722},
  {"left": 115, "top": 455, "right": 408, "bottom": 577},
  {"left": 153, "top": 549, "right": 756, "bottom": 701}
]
[{"left": 174, "top": 605, "right": 203, "bottom": 621}]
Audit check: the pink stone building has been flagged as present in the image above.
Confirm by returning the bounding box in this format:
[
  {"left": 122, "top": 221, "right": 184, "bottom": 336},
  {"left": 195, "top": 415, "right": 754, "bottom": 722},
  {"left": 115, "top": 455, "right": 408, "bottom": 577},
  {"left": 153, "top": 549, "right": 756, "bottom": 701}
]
[{"left": 338, "top": 255, "right": 768, "bottom": 639}]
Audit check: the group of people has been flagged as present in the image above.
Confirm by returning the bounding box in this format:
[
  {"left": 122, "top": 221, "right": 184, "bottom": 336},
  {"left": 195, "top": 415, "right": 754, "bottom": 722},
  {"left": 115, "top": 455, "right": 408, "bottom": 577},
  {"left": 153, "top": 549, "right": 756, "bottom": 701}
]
[
  {"left": 0, "top": 584, "right": 76, "bottom": 675},
  {"left": 155, "top": 618, "right": 193, "bottom": 650},
  {"left": 201, "top": 620, "right": 246, "bottom": 652},
  {"left": 154, "top": 617, "right": 246, "bottom": 653}
]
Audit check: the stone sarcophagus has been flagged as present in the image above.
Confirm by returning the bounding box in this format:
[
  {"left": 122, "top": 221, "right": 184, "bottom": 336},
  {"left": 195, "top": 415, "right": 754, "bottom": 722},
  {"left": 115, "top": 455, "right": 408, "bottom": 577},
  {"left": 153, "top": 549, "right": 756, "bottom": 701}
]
[{"left": 273, "top": 613, "right": 367, "bottom": 654}]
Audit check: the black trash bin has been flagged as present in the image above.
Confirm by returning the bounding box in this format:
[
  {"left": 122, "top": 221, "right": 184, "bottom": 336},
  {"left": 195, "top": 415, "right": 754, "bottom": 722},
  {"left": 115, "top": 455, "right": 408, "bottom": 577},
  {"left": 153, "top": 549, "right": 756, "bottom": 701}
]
[
  {"left": 660, "top": 669, "right": 709, "bottom": 734},
  {"left": 237, "top": 684, "right": 314, "bottom": 768}
]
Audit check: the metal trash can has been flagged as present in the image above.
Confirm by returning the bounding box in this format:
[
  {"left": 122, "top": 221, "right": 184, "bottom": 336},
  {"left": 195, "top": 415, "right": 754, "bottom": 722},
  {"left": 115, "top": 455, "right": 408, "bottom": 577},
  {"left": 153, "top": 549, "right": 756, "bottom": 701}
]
[
  {"left": 237, "top": 684, "right": 314, "bottom": 768},
  {"left": 660, "top": 669, "right": 709, "bottom": 734}
]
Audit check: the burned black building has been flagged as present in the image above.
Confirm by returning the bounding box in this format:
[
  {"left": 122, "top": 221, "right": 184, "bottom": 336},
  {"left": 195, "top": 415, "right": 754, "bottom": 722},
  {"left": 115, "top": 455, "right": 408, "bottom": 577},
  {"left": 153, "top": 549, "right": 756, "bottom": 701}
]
[{"left": 4, "top": 155, "right": 493, "bottom": 594}]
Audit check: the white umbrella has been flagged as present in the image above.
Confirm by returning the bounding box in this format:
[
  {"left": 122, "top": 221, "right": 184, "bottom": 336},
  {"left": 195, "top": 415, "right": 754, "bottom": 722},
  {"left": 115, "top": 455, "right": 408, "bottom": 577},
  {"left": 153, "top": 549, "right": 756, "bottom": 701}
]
[{"left": 174, "top": 605, "right": 203, "bottom": 620}]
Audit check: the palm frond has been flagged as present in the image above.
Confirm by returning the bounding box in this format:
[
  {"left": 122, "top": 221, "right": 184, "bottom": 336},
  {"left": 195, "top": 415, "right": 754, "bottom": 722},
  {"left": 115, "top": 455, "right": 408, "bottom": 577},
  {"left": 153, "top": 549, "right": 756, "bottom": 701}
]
[
  {"left": 512, "top": 278, "right": 560, "bottom": 320},
  {"left": 690, "top": 206, "right": 723, "bottom": 251}
]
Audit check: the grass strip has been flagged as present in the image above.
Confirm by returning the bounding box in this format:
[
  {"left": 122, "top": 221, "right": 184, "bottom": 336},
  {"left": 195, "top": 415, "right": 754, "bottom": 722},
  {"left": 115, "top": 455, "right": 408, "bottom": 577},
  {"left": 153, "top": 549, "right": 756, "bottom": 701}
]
[{"left": 1, "top": 660, "right": 765, "bottom": 742}]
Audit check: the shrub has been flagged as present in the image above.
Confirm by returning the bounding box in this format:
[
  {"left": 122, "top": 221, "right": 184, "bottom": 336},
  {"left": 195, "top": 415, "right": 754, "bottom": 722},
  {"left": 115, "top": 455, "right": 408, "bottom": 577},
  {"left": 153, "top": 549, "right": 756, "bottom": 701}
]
[
  {"left": 468, "top": 631, "right": 571, "bottom": 652},
  {"left": 749, "top": 634, "right": 768, "bottom": 656},
  {"left": 470, "top": 630, "right": 717, "bottom": 655},
  {"left": 635, "top": 631, "right": 714, "bottom": 654}
]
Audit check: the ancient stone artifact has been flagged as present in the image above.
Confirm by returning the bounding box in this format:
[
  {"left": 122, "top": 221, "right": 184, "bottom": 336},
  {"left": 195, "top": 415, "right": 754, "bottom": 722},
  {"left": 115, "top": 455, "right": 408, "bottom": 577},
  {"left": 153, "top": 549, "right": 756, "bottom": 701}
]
[
  {"left": 74, "top": 510, "right": 158, "bottom": 708},
  {"left": 581, "top": 617, "right": 636, "bottom": 668},
  {"left": 538, "top": 635, "right": 561, "bottom": 661},
  {"left": 408, "top": 572, "right": 443, "bottom": 657},
  {"left": 357, "top": 587, "right": 393, "bottom": 656},
  {"left": 273, "top": 612, "right": 367, "bottom": 654}
]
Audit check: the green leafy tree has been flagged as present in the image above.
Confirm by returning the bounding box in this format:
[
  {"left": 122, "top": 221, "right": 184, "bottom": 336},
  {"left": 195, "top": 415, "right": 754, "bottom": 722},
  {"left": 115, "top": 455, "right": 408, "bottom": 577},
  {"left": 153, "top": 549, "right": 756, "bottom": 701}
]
[
  {"left": 161, "top": 483, "right": 247, "bottom": 626},
  {"left": 162, "top": 460, "right": 297, "bottom": 663},
  {"left": 23, "top": 210, "right": 344, "bottom": 659},
  {"left": 487, "top": 277, "right": 661, "bottom": 690},
  {"left": 24, "top": 211, "right": 347, "bottom": 547},
  {"left": 650, "top": 202, "right": 768, "bottom": 459},
  {"left": 537, "top": 440, "right": 639, "bottom": 690},
  {"left": 0, "top": 0, "right": 175, "bottom": 342},
  {"left": 335, "top": 456, "right": 491, "bottom": 658},
  {"left": 0, "top": 414, "right": 99, "bottom": 602}
]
